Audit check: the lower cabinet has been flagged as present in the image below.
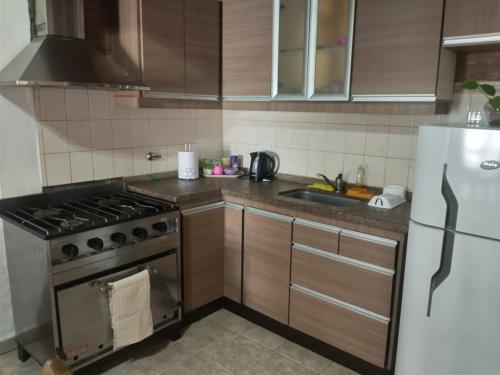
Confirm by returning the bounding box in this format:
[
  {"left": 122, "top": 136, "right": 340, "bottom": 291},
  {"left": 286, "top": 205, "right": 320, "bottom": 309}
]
[
  {"left": 289, "top": 285, "right": 389, "bottom": 368},
  {"left": 182, "top": 202, "right": 224, "bottom": 312},
  {"left": 224, "top": 203, "right": 244, "bottom": 303},
  {"left": 243, "top": 207, "right": 293, "bottom": 325}
]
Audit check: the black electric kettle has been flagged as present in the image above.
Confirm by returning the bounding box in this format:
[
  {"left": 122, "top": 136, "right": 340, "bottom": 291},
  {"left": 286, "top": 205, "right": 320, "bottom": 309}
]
[{"left": 249, "top": 151, "right": 279, "bottom": 181}]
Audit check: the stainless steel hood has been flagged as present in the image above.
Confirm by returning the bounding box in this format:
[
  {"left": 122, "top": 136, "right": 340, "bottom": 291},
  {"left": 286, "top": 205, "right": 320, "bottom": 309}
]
[{"left": 0, "top": 0, "right": 149, "bottom": 91}]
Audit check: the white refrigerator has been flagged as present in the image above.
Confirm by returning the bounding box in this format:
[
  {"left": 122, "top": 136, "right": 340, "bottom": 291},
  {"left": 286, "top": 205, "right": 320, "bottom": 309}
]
[{"left": 396, "top": 125, "right": 500, "bottom": 374}]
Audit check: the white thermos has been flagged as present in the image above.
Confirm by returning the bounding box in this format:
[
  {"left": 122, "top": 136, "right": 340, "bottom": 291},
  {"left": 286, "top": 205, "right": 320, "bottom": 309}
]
[{"left": 178, "top": 144, "right": 199, "bottom": 180}]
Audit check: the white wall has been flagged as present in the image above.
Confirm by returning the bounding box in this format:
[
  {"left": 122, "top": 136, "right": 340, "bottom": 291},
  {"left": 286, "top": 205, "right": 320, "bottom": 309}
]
[{"left": 0, "top": 0, "right": 42, "bottom": 340}]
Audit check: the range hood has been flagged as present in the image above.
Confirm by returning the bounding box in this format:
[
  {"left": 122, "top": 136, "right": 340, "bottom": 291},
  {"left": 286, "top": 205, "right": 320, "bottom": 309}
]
[{"left": 0, "top": 0, "right": 149, "bottom": 91}]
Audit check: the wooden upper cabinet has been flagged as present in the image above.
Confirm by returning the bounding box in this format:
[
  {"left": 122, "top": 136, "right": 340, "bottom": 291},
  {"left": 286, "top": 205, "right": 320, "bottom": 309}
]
[
  {"left": 223, "top": 0, "right": 274, "bottom": 98},
  {"left": 141, "top": 0, "right": 186, "bottom": 92},
  {"left": 443, "top": 0, "right": 500, "bottom": 38},
  {"left": 351, "top": 0, "right": 454, "bottom": 101},
  {"left": 185, "top": 0, "right": 221, "bottom": 95}
]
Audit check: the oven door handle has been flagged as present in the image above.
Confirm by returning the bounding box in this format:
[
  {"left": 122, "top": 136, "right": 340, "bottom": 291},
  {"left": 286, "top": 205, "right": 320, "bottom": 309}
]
[{"left": 89, "top": 265, "right": 158, "bottom": 294}]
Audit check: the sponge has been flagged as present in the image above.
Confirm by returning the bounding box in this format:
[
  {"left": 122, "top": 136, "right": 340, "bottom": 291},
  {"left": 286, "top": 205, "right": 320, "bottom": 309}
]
[
  {"left": 346, "top": 187, "right": 376, "bottom": 200},
  {"left": 307, "top": 183, "right": 334, "bottom": 192}
]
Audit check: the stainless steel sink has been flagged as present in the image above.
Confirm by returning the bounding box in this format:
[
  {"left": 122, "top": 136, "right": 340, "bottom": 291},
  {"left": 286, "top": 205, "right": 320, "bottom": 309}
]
[{"left": 279, "top": 189, "right": 362, "bottom": 207}]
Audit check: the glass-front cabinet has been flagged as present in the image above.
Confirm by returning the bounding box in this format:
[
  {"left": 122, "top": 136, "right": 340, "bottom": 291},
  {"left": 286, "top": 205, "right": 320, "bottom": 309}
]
[{"left": 271, "top": 0, "right": 355, "bottom": 101}]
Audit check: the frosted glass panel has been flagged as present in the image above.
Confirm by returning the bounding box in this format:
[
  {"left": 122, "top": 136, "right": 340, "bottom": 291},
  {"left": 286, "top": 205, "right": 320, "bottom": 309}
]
[
  {"left": 314, "top": 0, "right": 350, "bottom": 96},
  {"left": 277, "top": 0, "right": 308, "bottom": 95}
]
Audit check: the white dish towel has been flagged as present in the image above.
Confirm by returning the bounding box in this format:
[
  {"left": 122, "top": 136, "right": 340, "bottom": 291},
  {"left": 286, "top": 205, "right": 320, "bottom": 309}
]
[{"left": 108, "top": 270, "right": 153, "bottom": 349}]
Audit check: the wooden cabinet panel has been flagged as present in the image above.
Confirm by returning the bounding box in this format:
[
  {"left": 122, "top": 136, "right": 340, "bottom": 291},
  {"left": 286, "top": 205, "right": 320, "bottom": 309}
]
[
  {"left": 444, "top": 0, "right": 500, "bottom": 37},
  {"left": 185, "top": 0, "right": 220, "bottom": 95},
  {"left": 291, "top": 247, "right": 393, "bottom": 317},
  {"left": 182, "top": 205, "right": 224, "bottom": 312},
  {"left": 223, "top": 0, "right": 273, "bottom": 97},
  {"left": 142, "top": 0, "right": 185, "bottom": 92},
  {"left": 293, "top": 220, "right": 339, "bottom": 253},
  {"left": 243, "top": 209, "right": 292, "bottom": 324},
  {"left": 351, "top": 0, "right": 444, "bottom": 96},
  {"left": 224, "top": 205, "right": 243, "bottom": 303},
  {"left": 339, "top": 231, "right": 397, "bottom": 270},
  {"left": 290, "top": 287, "right": 389, "bottom": 368}
]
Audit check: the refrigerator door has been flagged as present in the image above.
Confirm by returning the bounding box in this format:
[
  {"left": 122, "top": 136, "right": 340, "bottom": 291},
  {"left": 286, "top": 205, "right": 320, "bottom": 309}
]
[
  {"left": 410, "top": 126, "right": 450, "bottom": 229},
  {"left": 446, "top": 127, "right": 500, "bottom": 240},
  {"left": 396, "top": 221, "right": 500, "bottom": 374}
]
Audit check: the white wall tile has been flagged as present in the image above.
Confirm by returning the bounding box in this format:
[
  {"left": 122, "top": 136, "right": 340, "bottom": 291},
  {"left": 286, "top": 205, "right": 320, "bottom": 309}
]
[
  {"left": 387, "top": 127, "right": 412, "bottom": 159},
  {"left": 113, "top": 148, "right": 134, "bottom": 177},
  {"left": 36, "top": 121, "right": 44, "bottom": 154},
  {"left": 45, "top": 153, "right": 71, "bottom": 185},
  {"left": 276, "top": 123, "right": 293, "bottom": 148},
  {"left": 389, "top": 114, "right": 413, "bottom": 127},
  {"left": 447, "top": 92, "right": 470, "bottom": 124},
  {"left": 196, "top": 118, "right": 211, "bottom": 143},
  {"left": 109, "top": 93, "right": 131, "bottom": 120},
  {"left": 132, "top": 119, "right": 151, "bottom": 147},
  {"left": 364, "top": 126, "right": 389, "bottom": 157},
  {"left": 275, "top": 147, "right": 293, "bottom": 174},
  {"left": 65, "top": 89, "right": 89, "bottom": 120},
  {"left": 70, "top": 152, "right": 94, "bottom": 182},
  {"left": 130, "top": 107, "right": 150, "bottom": 120},
  {"left": 88, "top": 89, "right": 110, "bottom": 120},
  {"left": 291, "top": 123, "right": 309, "bottom": 150},
  {"left": 345, "top": 125, "right": 366, "bottom": 155},
  {"left": 410, "top": 126, "right": 419, "bottom": 160},
  {"left": 149, "top": 108, "right": 166, "bottom": 119},
  {"left": 90, "top": 120, "right": 113, "bottom": 150},
  {"left": 67, "top": 121, "right": 91, "bottom": 151},
  {"left": 42, "top": 121, "right": 68, "bottom": 153},
  {"left": 344, "top": 113, "right": 367, "bottom": 125},
  {"left": 325, "top": 152, "right": 344, "bottom": 177},
  {"left": 364, "top": 156, "right": 386, "bottom": 187},
  {"left": 111, "top": 119, "right": 132, "bottom": 148},
  {"left": 93, "top": 150, "right": 114, "bottom": 180},
  {"left": 407, "top": 160, "right": 416, "bottom": 191},
  {"left": 306, "top": 151, "right": 325, "bottom": 176},
  {"left": 39, "top": 154, "right": 47, "bottom": 186},
  {"left": 308, "top": 124, "right": 326, "bottom": 151},
  {"left": 325, "top": 124, "right": 346, "bottom": 153},
  {"left": 133, "top": 148, "right": 152, "bottom": 175},
  {"left": 366, "top": 114, "right": 390, "bottom": 126},
  {"left": 39, "top": 88, "right": 66, "bottom": 120},
  {"left": 291, "top": 149, "right": 307, "bottom": 176},
  {"left": 167, "top": 145, "right": 184, "bottom": 171},
  {"left": 385, "top": 158, "right": 410, "bottom": 186},
  {"left": 150, "top": 147, "right": 169, "bottom": 173},
  {"left": 150, "top": 119, "right": 168, "bottom": 146},
  {"left": 413, "top": 115, "right": 439, "bottom": 127}
]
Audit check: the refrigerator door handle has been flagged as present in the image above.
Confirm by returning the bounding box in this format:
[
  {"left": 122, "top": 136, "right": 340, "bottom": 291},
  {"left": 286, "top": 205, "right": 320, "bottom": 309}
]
[{"left": 427, "top": 164, "right": 459, "bottom": 317}]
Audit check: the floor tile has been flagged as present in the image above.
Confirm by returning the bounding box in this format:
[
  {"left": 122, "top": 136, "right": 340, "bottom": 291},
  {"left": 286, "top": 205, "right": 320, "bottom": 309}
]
[
  {"left": 0, "top": 350, "right": 41, "bottom": 375},
  {"left": 198, "top": 332, "right": 272, "bottom": 374},
  {"left": 176, "top": 317, "right": 233, "bottom": 352},
  {"left": 238, "top": 323, "right": 286, "bottom": 350},
  {"left": 158, "top": 355, "right": 233, "bottom": 375},
  {"left": 242, "top": 352, "right": 316, "bottom": 375},
  {"left": 320, "top": 362, "right": 359, "bottom": 375},
  {"left": 128, "top": 340, "right": 193, "bottom": 373},
  {"left": 276, "top": 340, "right": 331, "bottom": 374},
  {"left": 207, "top": 309, "right": 256, "bottom": 334}
]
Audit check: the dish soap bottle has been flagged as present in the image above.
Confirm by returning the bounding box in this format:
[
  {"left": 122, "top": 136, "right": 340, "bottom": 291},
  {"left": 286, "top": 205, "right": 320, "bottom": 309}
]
[{"left": 355, "top": 165, "right": 366, "bottom": 188}]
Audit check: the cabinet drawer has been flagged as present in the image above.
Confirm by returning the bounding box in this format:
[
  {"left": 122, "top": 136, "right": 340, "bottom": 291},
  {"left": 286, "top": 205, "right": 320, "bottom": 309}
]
[
  {"left": 291, "top": 246, "right": 393, "bottom": 317},
  {"left": 289, "top": 286, "right": 389, "bottom": 368},
  {"left": 293, "top": 219, "right": 340, "bottom": 253},
  {"left": 339, "top": 230, "right": 397, "bottom": 269}
]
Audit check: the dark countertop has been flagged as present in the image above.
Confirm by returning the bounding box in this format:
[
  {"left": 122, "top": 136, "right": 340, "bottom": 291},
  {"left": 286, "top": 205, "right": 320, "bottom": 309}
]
[{"left": 127, "top": 176, "right": 411, "bottom": 235}]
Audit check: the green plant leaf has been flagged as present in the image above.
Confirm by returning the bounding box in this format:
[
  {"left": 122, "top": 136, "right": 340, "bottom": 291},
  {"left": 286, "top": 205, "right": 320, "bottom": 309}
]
[
  {"left": 480, "top": 84, "right": 496, "bottom": 97},
  {"left": 489, "top": 96, "right": 500, "bottom": 110},
  {"left": 462, "top": 80, "right": 479, "bottom": 90}
]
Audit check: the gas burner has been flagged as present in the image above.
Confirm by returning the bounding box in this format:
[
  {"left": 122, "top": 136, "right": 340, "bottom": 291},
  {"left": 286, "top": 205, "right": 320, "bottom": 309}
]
[
  {"left": 52, "top": 217, "right": 85, "bottom": 230},
  {"left": 32, "top": 208, "right": 62, "bottom": 219}
]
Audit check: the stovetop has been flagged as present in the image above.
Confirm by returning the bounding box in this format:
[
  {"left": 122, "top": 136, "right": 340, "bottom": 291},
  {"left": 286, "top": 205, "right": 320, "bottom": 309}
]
[{"left": 0, "top": 180, "right": 178, "bottom": 239}]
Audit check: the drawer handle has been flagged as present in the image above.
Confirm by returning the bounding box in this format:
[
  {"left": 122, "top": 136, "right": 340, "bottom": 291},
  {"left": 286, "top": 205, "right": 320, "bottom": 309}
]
[{"left": 89, "top": 265, "right": 158, "bottom": 294}]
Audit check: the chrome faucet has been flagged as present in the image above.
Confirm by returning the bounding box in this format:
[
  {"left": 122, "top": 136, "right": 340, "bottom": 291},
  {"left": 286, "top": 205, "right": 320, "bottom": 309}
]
[{"left": 316, "top": 173, "right": 336, "bottom": 191}]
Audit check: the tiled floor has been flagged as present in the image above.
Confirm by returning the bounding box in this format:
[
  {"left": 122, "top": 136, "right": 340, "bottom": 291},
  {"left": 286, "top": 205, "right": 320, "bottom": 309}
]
[{"left": 0, "top": 309, "right": 359, "bottom": 375}]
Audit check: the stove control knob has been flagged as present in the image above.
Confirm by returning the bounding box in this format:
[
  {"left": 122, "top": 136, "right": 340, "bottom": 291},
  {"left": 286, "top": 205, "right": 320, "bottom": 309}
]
[
  {"left": 132, "top": 227, "right": 148, "bottom": 240},
  {"left": 152, "top": 222, "right": 168, "bottom": 233},
  {"left": 111, "top": 232, "right": 127, "bottom": 245},
  {"left": 62, "top": 244, "right": 79, "bottom": 258},
  {"left": 87, "top": 237, "right": 104, "bottom": 251}
]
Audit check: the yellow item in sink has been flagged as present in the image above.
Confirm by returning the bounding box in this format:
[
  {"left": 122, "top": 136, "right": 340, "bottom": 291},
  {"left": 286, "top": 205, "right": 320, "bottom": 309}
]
[
  {"left": 346, "top": 187, "right": 376, "bottom": 200},
  {"left": 307, "top": 183, "right": 334, "bottom": 192}
]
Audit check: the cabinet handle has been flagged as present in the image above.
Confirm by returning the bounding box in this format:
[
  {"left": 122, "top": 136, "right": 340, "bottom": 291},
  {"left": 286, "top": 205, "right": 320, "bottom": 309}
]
[
  {"left": 246, "top": 207, "right": 293, "bottom": 222},
  {"left": 182, "top": 202, "right": 225, "bottom": 215},
  {"left": 427, "top": 164, "right": 458, "bottom": 317}
]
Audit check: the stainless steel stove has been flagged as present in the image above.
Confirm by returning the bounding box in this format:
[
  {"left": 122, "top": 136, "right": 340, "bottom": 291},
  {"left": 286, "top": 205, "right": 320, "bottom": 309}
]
[{"left": 0, "top": 179, "right": 181, "bottom": 370}]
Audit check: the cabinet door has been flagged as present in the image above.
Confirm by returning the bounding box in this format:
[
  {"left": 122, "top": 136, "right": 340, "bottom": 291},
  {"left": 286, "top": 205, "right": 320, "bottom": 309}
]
[
  {"left": 351, "top": 0, "right": 444, "bottom": 97},
  {"left": 223, "top": 0, "right": 274, "bottom": 98},
  {"left": 224, "top": 204, "right": 243, "bottom": 303},
  {"left": 443, "top": 0, "right": 500, "bottom": 38},
  {"left": 142, "top": 0, "right": 185, "bottom": 92},
  {"left": 182, "top": 204, "right": 224, "bottom": 312},
  {"left": 185, "top": 0, "right": 220, "bottom": 96},
  {"left": 243, "top": 208, "right": 292, "bottom": 324}
]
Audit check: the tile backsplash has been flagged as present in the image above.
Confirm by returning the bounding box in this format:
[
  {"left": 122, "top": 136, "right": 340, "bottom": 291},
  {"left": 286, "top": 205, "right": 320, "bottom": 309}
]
[
  {"left": 35, "top": 88, "right": 223, "bottom": 186},
  {"left": 35, "top": 86, "right": 481, "bottom": 190}
]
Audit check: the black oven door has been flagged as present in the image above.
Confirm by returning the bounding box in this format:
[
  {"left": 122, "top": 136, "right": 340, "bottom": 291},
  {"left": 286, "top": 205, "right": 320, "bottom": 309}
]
[{"left": 55, "top": 250, "right": 179, "bottom": 362}]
